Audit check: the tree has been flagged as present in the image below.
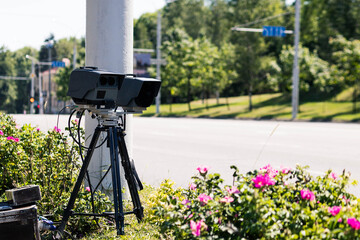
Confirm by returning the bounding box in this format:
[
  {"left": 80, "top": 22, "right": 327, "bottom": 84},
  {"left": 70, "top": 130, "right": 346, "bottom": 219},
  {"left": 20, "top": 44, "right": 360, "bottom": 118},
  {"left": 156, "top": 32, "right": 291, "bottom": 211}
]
[
  {"left": 55, "top": 37, "right": 77, "bottom": 61},
  {"left": 134, "top": 12, "right": 157, "bottom": 49},
  {"left": 162, "top": 0, "right": 208, "bottom": 40},
  {"left": 301, "top": 0, "right": 360, "bottom": 61},
  {"left": 330, "top": 36, "right": 360, "bottom": 112},
  {"left": 12, "top": 47, "right": 37, "bottom": 113},
  {"left": 229, "top": 0, "right": 285, "bottom": 111},
  {"left": 39, "top": 34, "right": 57, "bottom": 63},
  {"left": 161, "top": 28, "right": 194, "bottom": 111},
  {"left": 273, "top": 45, "right": 336, "bottom": 97},
  {"left": 206, "top": 0, "right": 232, "bottom": 48},
  {"left": 53, "top": 37, "right": 85, "bottom": 104},
  {"left": 54, "top": 66, "right": 72, "bottom": 102},
  {"left": 0, "top": 47, "right": 17, "bottom": 112}
]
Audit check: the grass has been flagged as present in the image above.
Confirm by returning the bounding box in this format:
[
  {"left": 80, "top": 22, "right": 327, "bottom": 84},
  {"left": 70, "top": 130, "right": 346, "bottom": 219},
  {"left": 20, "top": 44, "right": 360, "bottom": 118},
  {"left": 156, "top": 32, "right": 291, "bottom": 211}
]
[
  {"left": 137, "top": 92, "right": 360, "bottom": 122},
  {"left": 82, "top": 184, "right": 161, "bottom": 240}
]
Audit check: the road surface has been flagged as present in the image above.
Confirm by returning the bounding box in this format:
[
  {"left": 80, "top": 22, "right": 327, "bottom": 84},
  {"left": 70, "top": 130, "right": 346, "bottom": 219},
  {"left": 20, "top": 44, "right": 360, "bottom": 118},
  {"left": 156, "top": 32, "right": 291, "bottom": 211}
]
[{"left": 11, "top": 115, "right": 360, "bottom": 195}]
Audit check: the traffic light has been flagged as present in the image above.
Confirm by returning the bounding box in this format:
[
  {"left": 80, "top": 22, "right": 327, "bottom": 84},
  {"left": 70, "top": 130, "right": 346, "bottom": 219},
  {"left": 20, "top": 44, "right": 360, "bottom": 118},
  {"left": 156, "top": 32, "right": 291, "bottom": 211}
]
[{"left": 30, "top": 97, "right": 35, "bottom": 103}]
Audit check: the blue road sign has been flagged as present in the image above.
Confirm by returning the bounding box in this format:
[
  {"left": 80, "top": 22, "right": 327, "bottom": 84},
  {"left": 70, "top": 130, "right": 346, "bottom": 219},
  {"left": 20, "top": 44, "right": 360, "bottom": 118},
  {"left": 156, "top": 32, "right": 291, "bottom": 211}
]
[
  {"left": 262, "top": 26, "right": 286, "bottom": 37},
  {"left": 51, "top": 61, "right": 65, "bottom": 68}
]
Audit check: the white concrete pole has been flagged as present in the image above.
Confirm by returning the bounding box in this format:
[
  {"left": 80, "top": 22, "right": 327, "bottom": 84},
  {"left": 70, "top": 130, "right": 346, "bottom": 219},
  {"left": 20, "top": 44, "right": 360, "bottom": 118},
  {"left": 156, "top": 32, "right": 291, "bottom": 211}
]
[
  {"left": 85, "top": 0, "right": 133, "bottom": 193},
  {"left": 292, "top": 0, "right": 301, "bottom": 120}
]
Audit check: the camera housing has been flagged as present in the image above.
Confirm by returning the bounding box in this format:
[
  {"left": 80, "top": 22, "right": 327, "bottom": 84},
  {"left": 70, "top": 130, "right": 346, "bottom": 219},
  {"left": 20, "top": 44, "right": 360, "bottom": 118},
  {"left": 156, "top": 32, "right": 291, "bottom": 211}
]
[{"left": 67, "top": 67, "right": 161, "bottom": 112}]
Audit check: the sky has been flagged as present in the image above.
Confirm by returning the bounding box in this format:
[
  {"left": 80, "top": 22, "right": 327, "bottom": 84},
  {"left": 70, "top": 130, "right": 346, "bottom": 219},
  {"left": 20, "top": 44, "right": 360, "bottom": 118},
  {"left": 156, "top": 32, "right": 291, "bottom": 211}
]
[
  {"left": 0, "top": 0, "right": 166, "bottom": 51},
  {"left": 0, "top": 0, "right": 294, "bottom": 52}
]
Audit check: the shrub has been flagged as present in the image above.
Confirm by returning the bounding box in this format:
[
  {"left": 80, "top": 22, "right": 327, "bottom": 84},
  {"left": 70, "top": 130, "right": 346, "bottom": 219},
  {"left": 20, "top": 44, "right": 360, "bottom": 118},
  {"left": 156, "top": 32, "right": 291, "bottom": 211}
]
[
  {"left": 0, "top": 113, "right": 112, "bottom": 235},
  {"left": 148, "top": 164, "right": 360, "bottom": 239}
]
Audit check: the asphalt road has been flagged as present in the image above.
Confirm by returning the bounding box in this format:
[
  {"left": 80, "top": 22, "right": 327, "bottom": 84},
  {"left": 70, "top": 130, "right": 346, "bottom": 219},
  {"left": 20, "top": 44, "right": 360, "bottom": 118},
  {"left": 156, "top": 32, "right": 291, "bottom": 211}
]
[
  {"left": 11, "top": 114, "right": 360, "bottom": 195},
  {"left": 132, "top": 118, "right": 360, "bottom": 195}
]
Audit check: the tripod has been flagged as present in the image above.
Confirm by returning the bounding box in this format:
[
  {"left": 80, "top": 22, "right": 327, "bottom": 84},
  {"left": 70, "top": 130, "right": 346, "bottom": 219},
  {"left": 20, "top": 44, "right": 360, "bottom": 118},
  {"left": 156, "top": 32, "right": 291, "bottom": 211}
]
[{"left": 57, "top": 121, "right": 144, "bottom": 236}]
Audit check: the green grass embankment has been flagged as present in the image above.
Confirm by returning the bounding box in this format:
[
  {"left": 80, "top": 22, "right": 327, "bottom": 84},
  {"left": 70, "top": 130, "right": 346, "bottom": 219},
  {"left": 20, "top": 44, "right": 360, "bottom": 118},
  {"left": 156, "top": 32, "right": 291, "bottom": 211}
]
[{"left": 139, "top": 92, "right": 360, "bottom": 122}]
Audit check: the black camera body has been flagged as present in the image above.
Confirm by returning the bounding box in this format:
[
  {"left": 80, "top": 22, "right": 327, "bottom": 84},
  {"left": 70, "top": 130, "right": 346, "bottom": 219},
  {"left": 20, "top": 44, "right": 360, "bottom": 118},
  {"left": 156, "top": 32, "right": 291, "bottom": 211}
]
[{"left": 67, "top": 67, "right": 161, "bottom": 112}]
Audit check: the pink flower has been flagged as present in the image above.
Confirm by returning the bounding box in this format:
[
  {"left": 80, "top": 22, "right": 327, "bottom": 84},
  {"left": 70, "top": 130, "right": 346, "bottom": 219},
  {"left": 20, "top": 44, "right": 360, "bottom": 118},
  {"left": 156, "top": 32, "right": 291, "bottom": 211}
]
[
  {"left": 300, "top": 189, "right": 316, "bottom": 201},
  {"left": 280, "top": 166, "right": 291, "bottom": 174},
  {"left": 197, "top": 165, "right": 210, "bottom": 175},
  {"left": 189, "top": 183, "right": 197, "bottom": 190},
  {"left": 226, "top": 186, "right": 240, "bottom": 194},
  {"left": 219, "top": 196, "right": 234, "bottom": 203},
  {"left": 338, "top": 218, "right": 343, "bottom": 223},
  {"left": 190, "top": 220, "right": 201, "bottom": 237},
  {"left": 185, "top": 213, "right": 193, "bottom": 219},
  {"left": 36, "top": 128, "right": 40, "bottom": 131},
  {"left": 329, "top": 172, "right": 338, "bottom": 180},
  {"left": 198, "top": 193, "right": 212, "bottom": 205},
  {"left": 190, "top": 220, "right": 207, "bottom": 237},
  {"left": 0, "top": 130, "right": 3, "bottom": 135},
  {"left": 259, "top": 164, "right": 278, "bottom": 178},
  {"left": 348, "top": 218, "right": 360, "bottom": 230},
  {"left": 342, "top": 196, "right": 351, "bottom": 204},
  {"left": 6, "top": 136, "right": 18, "bottom": 142},
  {"left": 182, "top": 199, "right": 191, "bottom": 206},
  {"left": 328, "top": 206, "right": 341, "bottom": 216},
  {"left": 54, "top": 126, "right": 61, "bottom": 133},
  {"left": 252, "top": 174, "right": 276, "bottom": 188},
  {"left": 85, "top": 187, "right": 91, "bottom": 192}
]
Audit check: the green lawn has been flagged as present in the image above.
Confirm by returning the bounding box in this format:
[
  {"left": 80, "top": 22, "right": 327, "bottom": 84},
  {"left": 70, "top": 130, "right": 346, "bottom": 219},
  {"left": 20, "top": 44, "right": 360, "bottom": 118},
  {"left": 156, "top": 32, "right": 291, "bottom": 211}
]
[
  {"left": 81, "top": 184, "right": 161, "bottom": 240},
  {"left": 138, "top": 93, "right": 360, "bottom": 122}
]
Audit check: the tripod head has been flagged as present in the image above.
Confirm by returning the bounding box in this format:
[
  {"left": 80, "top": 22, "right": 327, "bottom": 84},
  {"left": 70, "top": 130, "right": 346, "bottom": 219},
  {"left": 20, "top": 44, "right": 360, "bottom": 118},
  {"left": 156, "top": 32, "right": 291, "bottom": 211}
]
[{"left": 75, "top": 105, "right": 129, "bottom": 127}]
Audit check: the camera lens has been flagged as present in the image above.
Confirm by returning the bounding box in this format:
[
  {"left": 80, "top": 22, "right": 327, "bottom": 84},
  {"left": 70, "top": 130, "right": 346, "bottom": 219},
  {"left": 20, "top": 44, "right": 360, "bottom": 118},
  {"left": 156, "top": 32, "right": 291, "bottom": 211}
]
[
  {"left": 100, "top": 76, "right": 107, "bottom": 86},
  {"left": 108, "top": 77, "right": 115, "bottom": 86}
]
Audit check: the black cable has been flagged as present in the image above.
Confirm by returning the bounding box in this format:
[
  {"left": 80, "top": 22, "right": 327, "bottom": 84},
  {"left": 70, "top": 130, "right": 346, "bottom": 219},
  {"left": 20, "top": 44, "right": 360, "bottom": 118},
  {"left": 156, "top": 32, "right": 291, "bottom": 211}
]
[
  {"left": 67, "top": 109, "right": 108, "bottom": 150},
  {"left": 56, "top": 105, "right": 73, "bottom": 131},
  {"left": 75, "top": 110, "right": 96, "bottom": 214},
  {"left": 77, "top": 109, "right": 86, "bottom": 162}
]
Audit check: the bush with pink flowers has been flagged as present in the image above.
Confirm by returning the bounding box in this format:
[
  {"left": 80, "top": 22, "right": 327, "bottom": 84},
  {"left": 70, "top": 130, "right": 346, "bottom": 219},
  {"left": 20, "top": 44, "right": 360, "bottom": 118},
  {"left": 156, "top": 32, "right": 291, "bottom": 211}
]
[
  {"left": 0, "top": 113, "right": 112, "bottom": 235},
  {"left": 147, "top": 164, "right": 360, "bottom": 239}
]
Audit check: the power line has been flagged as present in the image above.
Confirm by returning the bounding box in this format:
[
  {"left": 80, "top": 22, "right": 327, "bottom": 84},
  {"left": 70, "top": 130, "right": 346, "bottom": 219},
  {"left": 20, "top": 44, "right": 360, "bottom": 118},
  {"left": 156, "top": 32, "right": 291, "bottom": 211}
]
[{"left": 234, "top": 12, "right": 293, "bottom": 28}]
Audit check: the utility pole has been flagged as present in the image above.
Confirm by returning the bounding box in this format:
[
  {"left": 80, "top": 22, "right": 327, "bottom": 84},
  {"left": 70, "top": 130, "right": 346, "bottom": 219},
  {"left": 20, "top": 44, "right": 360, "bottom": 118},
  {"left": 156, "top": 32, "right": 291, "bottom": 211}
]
[
  {"left": 155, "top": 11, "right": 162, "bottom": 114},
  {"left": 85, "top": 0, "right": 133, "bottom": 194},
  {"left": 26, "top": 55, "right": 49, "bottom": 114},
  {"left": 48, "top": 46, "right": 52, "bottom": 113},
  {"left": 30, "top": 62, "right": 35, "bottom": 114},
  {"left": 45, "top": 42, "right": 53, "bottom": 113},
  {"left": 292, "top": 0, "right": 301, "bottom": 120},
  {"left": 39, "top": 65, "right": 44, "bottom": 114}
]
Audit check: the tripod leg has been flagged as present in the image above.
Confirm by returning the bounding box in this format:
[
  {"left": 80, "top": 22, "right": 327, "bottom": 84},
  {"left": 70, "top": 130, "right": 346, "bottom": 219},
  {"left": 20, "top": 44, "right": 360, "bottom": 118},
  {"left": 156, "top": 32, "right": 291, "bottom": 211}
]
[
  {"left": 116, "top": 127, "right": 144, "bottom": 221},
  {"left": 57, "top": 126, "right": 102, "bottom": 235},
  {"left": 108, "top": 127, "right": 125, "bottom": 235}
]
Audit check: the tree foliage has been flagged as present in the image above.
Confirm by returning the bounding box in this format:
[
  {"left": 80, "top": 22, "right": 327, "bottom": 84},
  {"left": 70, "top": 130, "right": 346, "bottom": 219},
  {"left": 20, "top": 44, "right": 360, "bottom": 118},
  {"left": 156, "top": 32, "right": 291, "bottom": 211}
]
[
  {"left": 0, "top": 47, "right": 17, "bottom": 112},
  {"left": 0, "top": 0, "right": 360, "bottom": 113},
  {"left": 132, "top": 0, "right": 360, "bottom": 110}
]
